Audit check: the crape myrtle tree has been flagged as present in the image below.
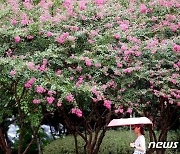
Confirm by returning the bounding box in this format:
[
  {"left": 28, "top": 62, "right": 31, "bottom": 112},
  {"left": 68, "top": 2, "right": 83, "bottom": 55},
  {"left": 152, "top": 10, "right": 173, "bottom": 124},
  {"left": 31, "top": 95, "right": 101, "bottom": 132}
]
[{"left": 0, "top": 0, "right": 179, "bottom": 154}]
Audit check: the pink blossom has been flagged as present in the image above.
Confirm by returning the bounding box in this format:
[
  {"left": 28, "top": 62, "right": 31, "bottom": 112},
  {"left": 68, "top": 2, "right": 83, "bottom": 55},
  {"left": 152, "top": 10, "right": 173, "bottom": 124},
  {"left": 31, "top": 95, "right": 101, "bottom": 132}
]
[
  {"left": 176, "top": 95, "right": 180, "bottom": 99},
  {"left": 92, "top": 98, "right": 97, "bottom": 102},
  {"left": 71, "top": 54, "right": 75, "bottom": 59},
  {"left": 135, "top": 66, "right": 140, "bottom": 70},
  {"left": 120, "top": 45, "right": 127, "bottom": 51},
  {"left": 140, "top": 4, "right": 147, "bottom": 13},
  {"left": 25, "top": 83, "right": 32, "bottom": 88},
  {"left": 21, "top": 19, "right": 29, "bottom": 25},
  {"left": 28, "top": 78, "right": 36, "bottom": 84},
  {"left": 70, "top": 76, "right": 74, "bottom": 80},
  {"left": 47, "top": 31, "right": 53, "bottom": 37},
  {"left": 117, "top": 95, "right": 121, "bottom": 100},
  {"left": 89, "top": 30, "right": 98, "bottom": 38},
  {"left": 42, "top": 59, "right": 47, "bottom": 65},
  {"left": 36, "top": 86, "right": 46, "bottom": 93},
  {"left": 66, "top": 94, "right": 74, "bottom": 102},
  {"left": 169, "top": 100, "right": 173, "bottom": 104},
  {"left": 120, "top": 24, "right": 128, "bottom": 31},
  {"left": 46, "top": 97, "right": 55, "bottom": 104},
  {"left": 135, "top": 103, "right": 138, "bottom": 107},
  {"left": 103, "top": 100, "right": 111, "bottom": 109},
  {"left": 79, "top": 1, "right": 86, "bottom": 10},
  {"left": 56, "top": 69, "right": 61, "bottom": 75},
  {"left": 28, "top": 35, "right": 33, "bottom": 39},
  {"left": 11, "top": 19, "right": 17, "bottom": 25},
  {"left": 127, "top": 108, "right": 132, "bottom": 113},
  {"left": 169, "top": 23, "right": 178, "bottom": 32},
  {"left": 76, "top": 109, "right": 83, "bottom": 117},
  {"left": 135, "top": 51, "right": 142, "bottom": 56},
  {"left": 114, "top": 70, "right": 119, "bottom": 75},
  {"left": 70, "top": 26, "right": 79, "bottom": 31},
  {"left": 124, "top": 68, "right": 131, "bottom": 73},
  {"left": 120, "top": 88, "right": 125, "bottom": 93},
  {"left": 105, "top": 23, "right": 112, "bottom": 28},
  {"left": 68, "top": 36, "right": 76, "bottom": 42},
  {"left": 114, "top": 34, "right": 120, "bottom": 39},
  {"left": 5, "top": 49, "right": 12, "bottom": 57},
  {"left": 33, "top": 99, "right": 40, "bottom": 104},
  {"left": 76, "top": 66, "right": 82, "bottom": 72},
  {"left": 95, "top": 0, "right": 106, "bottom": 5},
  {"left": 169, "top": 79, "right": 177, "bottom": 84},
  {"left": 57, "top": 100, "right": 62, "bottom": 107},
  {"left": 166, "top": 14, "right": 176, "bottom": 21},
  {"left": 27, "top": 62, "right": 35, "bottom": 70},
  {"left": 95, "top": 63, "right": 101, "bottom": 68},
  {"left": 124, "top": 50, "right": 133, "bottom": 55},
  {"left": 88, "top": 39, "right": 95, "bottom": 44},
  {"left": 91, "top": 86, "right": 100, "bottom": 95},
  {"left": 172, "top": 74, "right": 179, "bottom": 78},
  {"left": 14, "top": 36, "right": 21, "bottom": 43},
  {"left": 38, "top": 65, "right": 46, "bottom": 72},
  {"left": 114, "top": 110, "right": 119, "bottom": 114},
  {"left": 173, "top": 44, "right": 180, "bottom": 53},
  {"left": 120, "top": 109, "right": 124, "bottom": 113},
  {"left": 62, "top": 32, "right": 69, "bottom": 38},
  {"left": 23, "top": 1, "right": 34, "bottom": 10},
  {"left": 177, "top": 102, "right": 180, "bottom": 107},
  {"left": 10, "top": 70, "right": 16, "bottom": 76},
  {"left": 152, "top": 16, "right": 157, "bottom": 21},
  {"left": 71, "top": 108, "right": 76, "bottom": 114},
  {"left": 57, "top": 36, "right": 65, "bottom": 44},
  {"left": 85, "top": 59, "right": 92, "bottom": 67},
  {"left": 177, "top": 61, "right": 180, "bottom": 67},
  {"left": 81, "top": 15, "right": 87, "bottom": 20}
]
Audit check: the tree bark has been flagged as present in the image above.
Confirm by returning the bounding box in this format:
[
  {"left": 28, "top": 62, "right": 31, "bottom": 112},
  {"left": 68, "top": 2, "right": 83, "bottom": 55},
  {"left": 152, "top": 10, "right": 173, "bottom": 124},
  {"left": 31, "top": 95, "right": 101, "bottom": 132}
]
[
  {"left": 73, "top": 134, "right": 79, "bottom": 154},
  {"left": 13, "top": 82, "right": 24, "bottom": 154},
  {"left": 0, "top": 126, "right": 11, "bottom": 154}
]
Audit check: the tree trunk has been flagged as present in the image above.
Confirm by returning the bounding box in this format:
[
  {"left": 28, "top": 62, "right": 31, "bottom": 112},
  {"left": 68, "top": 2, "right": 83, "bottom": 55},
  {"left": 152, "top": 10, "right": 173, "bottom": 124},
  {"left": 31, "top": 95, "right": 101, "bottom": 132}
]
[
  {"left": 73, "top": 134, "right": 79, "bottom": 154},
  {"left": 0, "top": 126, "right": 11, "bottom": 154},
  {"left": 36, "top": 136, "right": 42, "bottom": 154}
]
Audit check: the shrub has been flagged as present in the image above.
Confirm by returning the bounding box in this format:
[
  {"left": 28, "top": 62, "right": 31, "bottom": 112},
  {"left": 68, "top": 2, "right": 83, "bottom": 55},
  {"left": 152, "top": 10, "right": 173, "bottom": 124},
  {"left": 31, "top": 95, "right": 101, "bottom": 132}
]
[{"left": 43, "top": 129, "right": 180, "bottom": 154}]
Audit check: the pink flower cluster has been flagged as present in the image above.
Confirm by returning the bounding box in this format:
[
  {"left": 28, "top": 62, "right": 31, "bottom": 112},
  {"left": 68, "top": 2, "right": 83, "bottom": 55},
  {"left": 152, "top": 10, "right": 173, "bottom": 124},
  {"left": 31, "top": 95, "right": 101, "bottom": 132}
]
[
  {"left": 103, "top": 100, "right": 111, "bottom": 109},
  {"left": 71, "top": 108, "right": 83, "bottom": 117},
  {"left": 85, "top": 57, "right": 92, "bottom": 67},
  {"left": 38, "top": 59, "right": 47, "bottom": 72},
  {"left": 95, "top": 0, "right": 106, "bottom": 5},
  {"left": 14, "top": 36, "right": 21, "bottom": 43},
  {"left": 114, "top": 34, "right": 120, "bottom": 39},
  {"left": 127, "top": 108, "right": 132, "bottom": 113},
  {"left": 10, "top": 70, "right": 16, "bottom": 76},
  {"left": 140, "top": 4, "right": 147, "bottom": 13},
  {"left": 25, "top": 78, "right": 36, "bottom": 88},
  {"left": 33, "top": 99, "right": 40, "bottom": 104},
  {"left": 65, "top": 93, "right": 74, "bottom": 102},
  {"left": 56, "top": 32, "right": 69, "bottom": 44},
  {"left": 27, "top": 62, "right": 36, "bottom": 70},
  {"left": 76, "top": 76, "right": 84, "bottom": 87},
  {"left": 57, "top": 100, "right": 62, "bottom": 107},
  {"left": 46, "top": 97, "right": 55, "bottom": 104},
  {"left": 47, "top": 31, "right": 53, "bottom": 37},
  {"left": 23, "top": 0, "right": 34, "bottom": 10},
  {"left": 123, "top": 68, "right": 132, "bottom": 73},
  {"left": 56, "top": 69, "right": 61, "bottom": 75},
  {"left": 36, "top": 86, "right": 46, "bottom": 93},
  {"left": 173, "top": 44, "right": 180, "bottom": 53},
  {"left": 79, "top": 1, "right": 86, "bottom": 10}
]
